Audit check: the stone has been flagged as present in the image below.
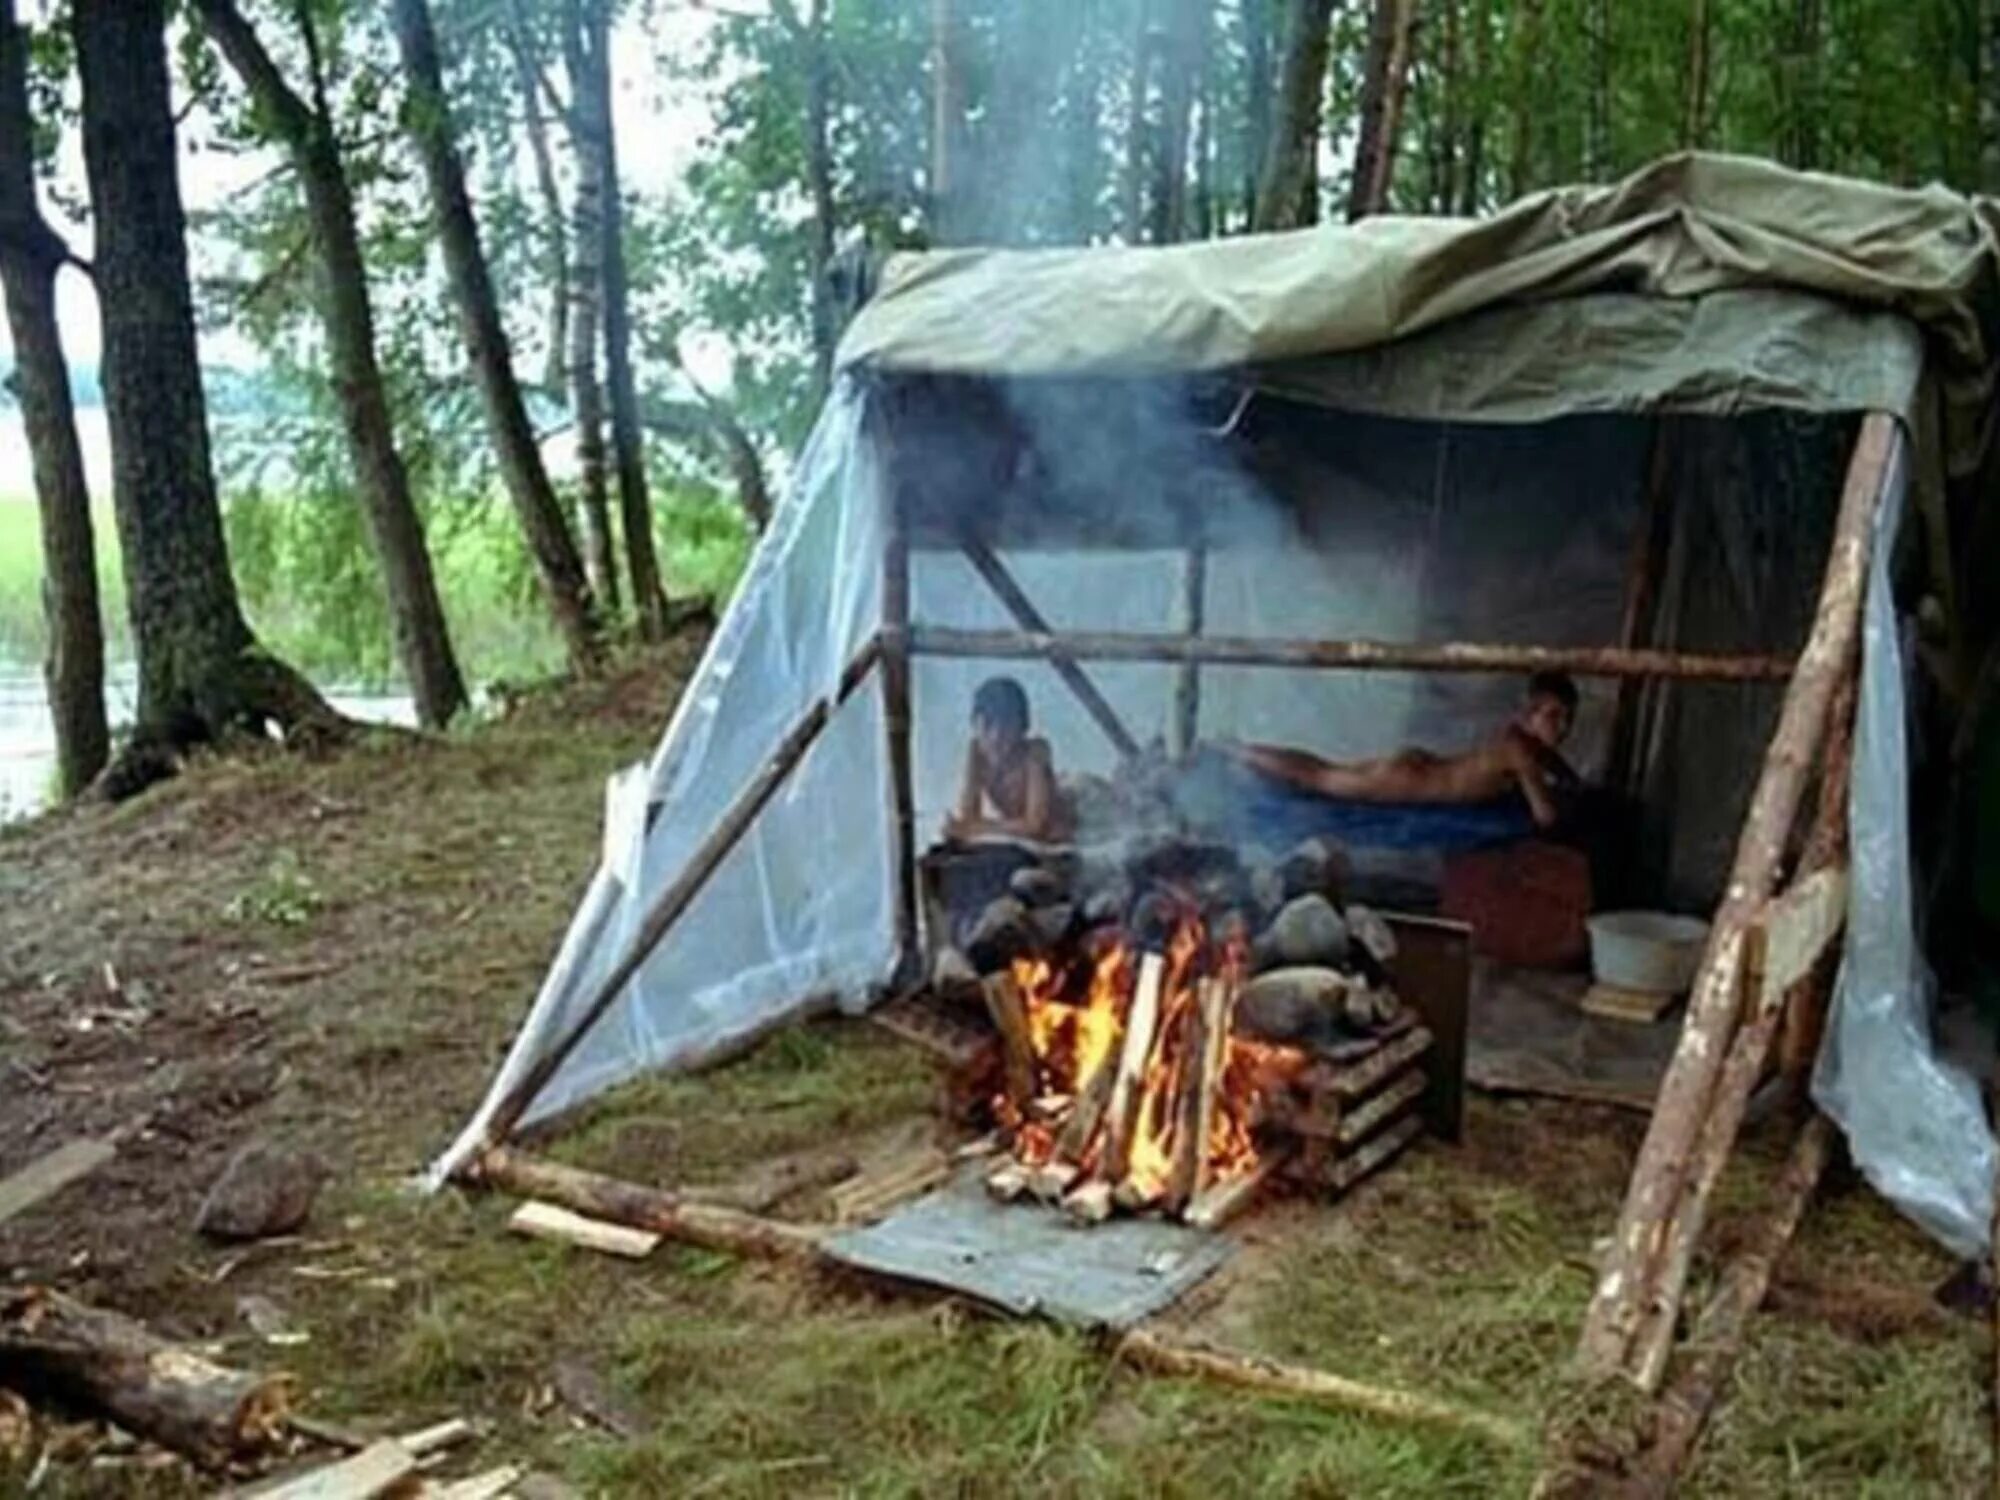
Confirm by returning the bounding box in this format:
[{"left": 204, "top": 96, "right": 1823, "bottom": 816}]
[
  {"left": 1080, "top": 882, "right": 1130, "bottom": 929},
  {"left": 1008, "top": 866, "right": 1068, "bottom": 907},
  {"left": 1127, "top": 890, "right": 1182, "bottom": 951},
  {"left": 196, "top": 1140, "right": 327, "bottom": 1243},
  {"left": 1236, "top": 966, "right": 1355, "bottom": 1048},
  {"left": 1346, "top": 903, "right": 1398, "bottom": 965},
  {"left": 1278, "top": 837, "right": 1347, "bottom": 904},
  {"left": 964, "top": 897, "right": 1040, "bottom": 973},
  {"left": 1248, "top": 864, "right": 1286, "bottom": 921},
  {"left": 1029, "top": 902, "right": 1077, "bottom": 948},
  {"left": 1255, "top": 894, "right": 1350, "bottom": 970}
]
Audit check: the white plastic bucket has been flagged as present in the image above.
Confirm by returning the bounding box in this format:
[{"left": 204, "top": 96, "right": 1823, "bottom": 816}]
[{"left": 1586, "top": 911, "right": 1710, "bottom": 994}]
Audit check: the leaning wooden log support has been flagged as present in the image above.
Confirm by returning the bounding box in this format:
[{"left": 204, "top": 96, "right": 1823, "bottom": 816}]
[
  {"left": 1576, "top": 412, "right": 1894, "bottom": 1385},
  {"left": 475, "top": 633, "right": 885, "bottom": 1147},
  {"left": 0, "top": 1286, "right": 292, "bottom": 1471},
  {"left": 470, "top": 1146, "right": 828, "bottom": 1261},
  {"left": 1620, "top": 1114, "right": 1837, "bottom": 1493},
  {"left": 1114, "top": 1325, "right": 1525, "bottom": 1449},
  {"left": 906, "top": 625, "right": 1796, "bottom": 682}
]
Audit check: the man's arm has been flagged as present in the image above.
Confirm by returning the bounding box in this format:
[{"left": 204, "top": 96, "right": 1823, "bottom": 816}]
[
  {"left": 1510, "top": 746, "right": 1561, "bottom": 828},
  {"left": 943, "top": 742, "right": 984, "bottom": 838}
]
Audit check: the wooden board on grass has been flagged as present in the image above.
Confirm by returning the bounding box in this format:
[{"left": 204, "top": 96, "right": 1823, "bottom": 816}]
[
  {"left": 0, "top": 1137, "right": 116, "bottom": 1227},
  {"left": 508, "top": 1200, "right": 660, "bottom": 1258}
]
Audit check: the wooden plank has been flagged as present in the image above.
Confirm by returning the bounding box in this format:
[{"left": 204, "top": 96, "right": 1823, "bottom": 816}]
[
  {"left": 508, "top": 1200, "right": 661, "bottom": 1259},
  {"left": 981, "top": 972, "right": 1037, "bottom": 1108},
  {"left": 1321, "top": 1026, "right": 1433, "bottom": 1101},
  {"left": 1102, "top": 953, "right": 1167, "bottom": 1183},
  {"left": 827, "top": 1147, "right": 951, "bottom": 1224},
  {"left": 1329, "top": 1114, "right": 1423, "bottom": 1191},
  {"left": 1750, "top": 865, "right": 1848, "bottom": 1013},
  {"left": 0, "top": 1136, "right": 116, "bottom": 1227},
  {"left": 1184, "top": 1150, "right": 1290, "bottom": 1231},
  {"left": 1579, "top": 982, "right": 1680, "bottom": 1024},
  {"left": 432, "top": 1466, "right": 522, "bottom": 1500},
  {"left": 1336, "top": 1070, "right": 1428, "bottom": 1148},
  {"left": 234, "top": 1440, "right": 415, "bottom": 1500}
]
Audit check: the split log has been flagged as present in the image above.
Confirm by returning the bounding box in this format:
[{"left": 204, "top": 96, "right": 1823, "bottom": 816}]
[
  {"left": 1115, "top": 1326, "right": 1525, "bottom": 1448},
  {"left": 472, "top": 1147, "right": 826, "bottom": 1261},
  {"left": 433, "top": 1468, "right": 523, "bottom": 1500},
  {"left": 508, "top": 1200, "right": 660, "bottom": 1258},
  {"left": 1063, "top": 1180, "right": 1113, "bottom": 1223},
  {"left": 1102, "top": 953, "right": 1167, "bottom": 1184},
  {"left": 1058, "top": 1055, "right": 1119, "bottom": 1163},
  {"left": 907, "top": 625, "right": 1796, "bottom": 682},
  {"left": 1336, "top": 1071, "right": 1427, "bottom": 1148},
  {"left": 1576, "top": 412, "right": 1894, "bottom": 1381},
  {"left": 1167, "top": 978, "right": 1230, "bottom": 1209},
  {"left": 981, "top": 971, "right": 1037, "bottom": 1109},
  {"left": 1329, "top": 1114, "right": 1422, "bottom": 1191},
  {"left": 825, "top": 1147, "right": 951, "bottom": 1224},
  {"left": 1184, "top": 1150, "right": 1290, "bottom": 1231},
  {"left": 234, "top": 1438, "right": 414, "bottom": 1499},
  {"left": 985, "top": 1160, "right": 1030, "bottom": 1201},
  {"left": 1322, "top": 1025, "right": 1433, "bottom": 1100},
  {"left": 0, "top": 1286, "right": 291, "bottom": 1472},
  {"left": 1025, "top": 1160, "right": 1080, "bottom": 1203},
  {"left": 1619, "top": 1114, "right": 1835, "bottom": 1493}
]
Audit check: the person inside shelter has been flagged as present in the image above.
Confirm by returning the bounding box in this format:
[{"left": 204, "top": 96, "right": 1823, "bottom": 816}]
[
  {"left": 1223, "top": 671, "right": 1583, "bottom": 830},
  {"left": 944, "top": 675, "right": 1075, "bottom": 845}
]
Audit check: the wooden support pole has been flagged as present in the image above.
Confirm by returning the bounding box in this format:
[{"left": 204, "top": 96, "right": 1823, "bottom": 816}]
[
  {"left": 908, "top": 625, "right": 1795, "bottom": 682},
  {"left": 1115, "top": 1326, "right": 1526, "bottom": 1448},
  {"left": 1778, "top": 653, "right": 1859, "bottom": 1092},
  {"left": 472, "top": 1147, "right": 828, "bottom": 1261},
  {"left": 957, "top": 534, "right": 1143, "bottom": 760},
  {"left": 1102, "top": 953, "right": 1167, "bottom": 1183},
  {"left": 1576, "top": 412, "right": 1896, "bottom": 1382},
  {"left": 470, "top": 625, "right": 877, "bottom": 1148},
  {"left": 1606, "top": 419, "right": 1679, "bottom": 795},
  {"left": 1621, "top": 1114, "right": 1835, "bottom": 1492},
  {"left": 981, "top": 971, "right": 1036, "bottom": 1109},
  {"left": 1171, "top": 544, "right": 1207, "bottom": 758},
  {"left": 884, "top": 479, "right": 920, "bottom": 980}
]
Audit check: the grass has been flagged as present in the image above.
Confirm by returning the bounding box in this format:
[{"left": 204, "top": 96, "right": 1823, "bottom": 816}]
[
  {"left": 0, "top": 637, "right": 1987, "bottom": 1496},
  {"left": 0, "top": 494, "right": 127, "bottom": 662}
]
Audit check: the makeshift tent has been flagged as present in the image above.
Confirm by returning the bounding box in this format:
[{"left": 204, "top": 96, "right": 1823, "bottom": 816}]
[{"left": 432, "top": 153, "right": 2000, "bottom": 1392}]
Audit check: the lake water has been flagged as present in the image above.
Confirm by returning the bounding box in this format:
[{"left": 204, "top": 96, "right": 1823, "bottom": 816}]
[{"left": 0, "top": 660, "right": 415, "bottom": 822}]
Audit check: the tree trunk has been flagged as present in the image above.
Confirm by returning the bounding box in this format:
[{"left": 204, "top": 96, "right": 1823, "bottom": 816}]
[
  {"left": 505, "top": 0, "right": 570, "bottom": 391},
  {"left": 195, "top": 0, "right": 468, "bottom": 730},
  {"left": 560, "top": 0, "right": 618, "bottom": 616},
  {"left": 1062, "top": 4, "right": 1104, "bottom": 241},
  {"left": 0, "top": 0, "right": 106, "bottom": 797},
  {"left": 73, "top": 0, "right": 347, "bottom": 798},
  {"left": 1347, "top": 0, "right": 1419, "bottom": 221},
  {"left": 1147, "top": 0, "right": 1206, "bottom": 243},
  {"left": 1784, "top": 0, "right": 1822, "bottom": 170},
  {"left": 1507, "top": 0, "right": 1543, "bottom": 197},
  {"left": 1585, "top": 0, "right": 1610, "bottom": 177},
  {"left": 579, "top": 0, "right": 668, "bottom": 641},
  {"left": 929, "top": 0, "right": 966, "bottom": 243},
  {"left": 1122, "top": 1, "right": 1156, "bottom": 242},
  {"left": 1457, "top": 0, "right": 1489, "bottom": 211},
  {"left": 388, "top": 0, "right": 601, "bottom": 674},
  {"left": 1252, "top": 0, "right": 1334, "bottom": 230},
  {"left": 1242, "top": 0, "right": 1273, "bottom": 227},
  {"left": 1984, "top": 0, "right": 2000, "bottom": 193},
  {"left": 1434, "top": 0, "right": 1461, "bottom": 213},
  {"left": 1682, "top": 0, "right": 1711, "bottom": 150},
  {"left": 799, "top": 0, "right": 837, "bottom": 396}
]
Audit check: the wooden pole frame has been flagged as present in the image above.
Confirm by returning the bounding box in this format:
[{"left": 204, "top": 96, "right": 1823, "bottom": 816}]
[
  {"left": 474, "top": 634, "right": 887, "bottom": 1148},
  {"left": 906, "top": 624, "right": 1795, "bottom": 681},
  {"left": 1576, "top": 411, "right": 1899, "bottom": 1385},
  {"left": 884, "top": 475, "right": 920, "bottom": 980},
  {"left": 957, "top": 533, "right": 1143, "bottom": 760},
  {"left": 1606, "top": 417, "right": 1680, "bottom": 794},
  {"left": 1171, "top": 544, "right": 1207, "bottom": 757}
]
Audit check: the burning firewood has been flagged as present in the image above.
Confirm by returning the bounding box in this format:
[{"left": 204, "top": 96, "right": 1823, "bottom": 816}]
[
  {"left": 1166, "top": 977, "right": 1233, "bottom": 1212},
  {"left": 985, "top": 1160, "right": 1030, "bottom": 1201},
  {"left": 1062, "top": 1181, "right": 1113, "bottom": 1224},
  {"left": 1101, "top": 952, "right": 1166, "bottom": 1184},
  {"left": 1184, "top": 1151, "right": 1292, "bottom": 1232},
  {"left": 1025, "top": 1160, "right": 1080, "bottom": 1202},
  {"left": 980, "top": 972, "right": 1037, "bottom": 1109}
]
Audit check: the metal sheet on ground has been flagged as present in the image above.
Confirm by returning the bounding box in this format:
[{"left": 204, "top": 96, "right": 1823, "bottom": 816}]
[{"left": 823, "top": 1167, "right": 1234, "bottom": 1329}]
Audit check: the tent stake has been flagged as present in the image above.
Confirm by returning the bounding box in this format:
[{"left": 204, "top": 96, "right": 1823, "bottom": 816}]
[
  {"left": 1576, "top": 412, "right": 1896, "bottom": 1383},
  {"left": 957, "top": 534, "right": 1143, "bottom": 759},
  {"left": 474, "top": 634, "right": 887, "bottom": 1147},
  {"left": 907, "top": 625, "right": 1794, "bottom": 681}
]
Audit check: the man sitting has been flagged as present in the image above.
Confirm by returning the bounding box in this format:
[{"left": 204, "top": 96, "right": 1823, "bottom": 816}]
[
  {"left": 943, "top": 675, "right": 1074, "bottom": 845},
  {"left": 1227, "top": 672, "right": 1581, "bottom": 829}
]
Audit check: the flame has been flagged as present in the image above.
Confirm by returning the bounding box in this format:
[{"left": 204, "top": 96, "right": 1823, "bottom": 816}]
[{"left": 1001, "top": 900, "right": 1307, "bottom": 1207}]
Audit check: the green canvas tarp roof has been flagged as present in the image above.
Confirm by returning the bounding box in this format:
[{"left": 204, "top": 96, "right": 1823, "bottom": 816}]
[{"left": 839, "top": 153, "right": 2000, "bottom": 466}]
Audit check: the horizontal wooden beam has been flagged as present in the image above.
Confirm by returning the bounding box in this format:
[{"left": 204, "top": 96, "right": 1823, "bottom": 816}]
[{"left": 904, "top": 626, "right": 1795, "bottom": 682}]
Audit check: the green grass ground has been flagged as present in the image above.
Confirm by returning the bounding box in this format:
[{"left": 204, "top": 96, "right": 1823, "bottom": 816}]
[{"left": 0, "top": 637, "right": 1984, "bottom": 1496}]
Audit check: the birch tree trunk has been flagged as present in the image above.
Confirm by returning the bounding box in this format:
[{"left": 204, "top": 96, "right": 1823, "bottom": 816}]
[
  {"left": 1507, "top": 0, "right": 1543, "bottom": 197},
  {"left": 388, "top": 0, "right": 601, "bottom": 673},
  {"left": 1122, "top": 2, "right": 1156, "bottom": 242},
  {"left": 1242, "top": 0, "right": 1273, "bottom": 226},
  {"left": 0, "top": 0, "right": 106, "bottom": 796},
  {"left": 195, "top": 0, "right": 469, "bottom": 729},
  {"left": 1584, "top": 0, "right": 1610, "bottom": 177},
  {"left": 506, "top": 0, "right": 568, "bottom": 390},
  {"left": 73, "top": 0, "right": 347, "bottom": 796},
  {"left": 1347, "top": 0, "right": 1419, "bottom": 221},
  {"left": 1253, "top": 0, "right": 1335, "bottom": 230},
  {"left": 561, "top": 0, "right": 618, "bottom": 616},
  {"left": 1147, "top": 0, "right": 1206, "bottom": 243}
]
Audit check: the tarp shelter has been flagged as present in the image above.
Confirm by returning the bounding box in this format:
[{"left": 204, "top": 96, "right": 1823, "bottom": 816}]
[{"left": 433, "top": 153, "right": 2000, "bottom": 1387}]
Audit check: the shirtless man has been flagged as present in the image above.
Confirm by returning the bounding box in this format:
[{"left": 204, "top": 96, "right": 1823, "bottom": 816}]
[
  {"left": 1229, "top": 672, "right": 1580, "bottom": 829},
  {"left": 943, "top": 676, "right": 1074, "bottom": 844}
]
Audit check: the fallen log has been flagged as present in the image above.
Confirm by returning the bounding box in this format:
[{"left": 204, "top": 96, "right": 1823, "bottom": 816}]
[
  {"left": 0, "top": 1286, "right": 291, "bottom": 1472},
  {"left": 471, "top": 1148, "right": 826, "bottom": 1261},
  {"left": 1114, "top": 1326, "right": 1525, "bottom": 1448}
]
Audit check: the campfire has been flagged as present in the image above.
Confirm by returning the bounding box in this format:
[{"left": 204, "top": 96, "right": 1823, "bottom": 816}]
[{"left": 949, "top": 837, "right": 1436, "bottom": 1231}]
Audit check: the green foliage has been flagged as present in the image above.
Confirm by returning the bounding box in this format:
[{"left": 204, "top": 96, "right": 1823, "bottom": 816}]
[{"left": 224, "top": 847, "right": 325, "bottom": 926}]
